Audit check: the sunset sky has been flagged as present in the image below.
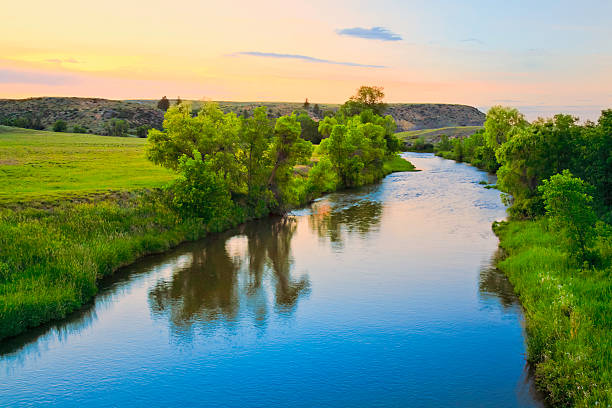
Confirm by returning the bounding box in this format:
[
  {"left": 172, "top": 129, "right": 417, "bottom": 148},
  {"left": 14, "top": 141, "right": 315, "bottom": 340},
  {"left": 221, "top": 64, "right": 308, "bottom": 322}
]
[{"left": 2, "top": 0, "right": 611, "bottom": 119}]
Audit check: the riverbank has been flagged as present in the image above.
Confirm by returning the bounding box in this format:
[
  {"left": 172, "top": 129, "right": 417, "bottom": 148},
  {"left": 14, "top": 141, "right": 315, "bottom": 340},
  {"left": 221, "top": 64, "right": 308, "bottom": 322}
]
[
  {"left": 0, "top": 154, "right": 415, "bottom": 340},
  {"left": 494, "top": 219, "right": 611, "bottom": 407}
]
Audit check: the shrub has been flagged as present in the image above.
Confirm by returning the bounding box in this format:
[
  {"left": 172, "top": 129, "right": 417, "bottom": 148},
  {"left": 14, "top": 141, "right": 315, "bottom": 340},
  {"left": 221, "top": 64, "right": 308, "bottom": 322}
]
[{"left": 52, "top": 120, "right": 68, "bottom": 132}]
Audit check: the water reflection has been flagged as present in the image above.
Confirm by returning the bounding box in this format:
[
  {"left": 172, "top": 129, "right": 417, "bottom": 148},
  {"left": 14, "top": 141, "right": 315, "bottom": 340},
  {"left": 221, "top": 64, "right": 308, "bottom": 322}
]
[
  {"left": 308, "top": 196, "right": 383, "bottom": 247},
  {"left": 478, "top": 251, "right": 521, "bottom": 310},
  {"left": 148, "top": 217, "right": 310, "bottom": 335}
]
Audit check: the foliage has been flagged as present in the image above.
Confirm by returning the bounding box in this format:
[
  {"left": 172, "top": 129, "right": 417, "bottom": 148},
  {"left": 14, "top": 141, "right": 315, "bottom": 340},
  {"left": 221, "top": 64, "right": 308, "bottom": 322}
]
[
  {"left": 539, "top": 170, "right": 597, "bottom": 261},
  {"left": 303, "top": 98, "right": 310, "bottom": 109},
  {"left": 434, "top": 129, "right": 499, "bottom": 173},
  {"left": 483, "top": 105, "right": 527, "bottom": 150},
  {"left": 494, "top": 219, "right": 612, "bottom": 407},
  {"left": 296, "top": 112, "right": 322, "bottom": 144},
  {"left": 71, "top": 125, "right": 88, "bottom": 133},
  {"left": 340, "top": 86, "right": 387, "bottom": 116},
  {"left": 170, "top": 151, "right": 235, "bottom": 224},
  {"left": 176, "top": 96, "right": 182, "bottom": 106},
  {"left": 157, "top": 96, "right": 170, "bottom": 111},
  {"left": 105, "top": 118, "right": 129, "bottom": 136},
  {"left": 136, "top": 125, "right": 150, "bottom": 138},
  {"left": 306, "top": 156, "right": 338, "bottom": 195},
  {"left": 52, "top": 120, "right": 67, "bottom": 132},
  {"left": 0, "top": 115, "right": 44, "bottom": 130}
]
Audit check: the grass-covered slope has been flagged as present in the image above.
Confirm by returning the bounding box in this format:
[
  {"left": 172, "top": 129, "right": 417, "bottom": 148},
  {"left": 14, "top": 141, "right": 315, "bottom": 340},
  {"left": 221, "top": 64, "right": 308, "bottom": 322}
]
[
  {"left": 494, "top": 219, "right": 612, "bottom": 407},
  {"left": 0, "top": 126, "right": 175, "bottom": 205},
  {"left": 397, "top": 125, "right": 483, "bottom": 144}
]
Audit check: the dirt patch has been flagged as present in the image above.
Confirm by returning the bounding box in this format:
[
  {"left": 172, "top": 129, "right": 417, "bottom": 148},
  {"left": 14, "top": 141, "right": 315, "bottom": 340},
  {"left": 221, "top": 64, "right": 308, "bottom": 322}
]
[{"left": 0, "top": 159, "right": 18, "bottom": 166}]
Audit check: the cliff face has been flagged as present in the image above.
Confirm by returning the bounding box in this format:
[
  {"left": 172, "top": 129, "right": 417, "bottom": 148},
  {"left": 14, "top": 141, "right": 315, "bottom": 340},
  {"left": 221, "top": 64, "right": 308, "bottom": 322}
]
[{"left": 0, "top": 98, "right": 485, "bottom": 134}]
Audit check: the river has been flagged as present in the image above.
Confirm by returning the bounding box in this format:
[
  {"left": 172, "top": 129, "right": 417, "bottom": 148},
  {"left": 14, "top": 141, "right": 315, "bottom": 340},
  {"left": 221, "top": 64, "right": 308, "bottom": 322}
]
[{"left": 0, "top": 153, "right": 544, "bottom": 407}]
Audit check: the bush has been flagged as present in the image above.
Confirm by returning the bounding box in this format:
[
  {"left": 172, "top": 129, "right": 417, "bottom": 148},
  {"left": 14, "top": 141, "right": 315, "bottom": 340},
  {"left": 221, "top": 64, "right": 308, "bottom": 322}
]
[
  {"left": 52, "top": 120, "right": 68, "bottom": 132},
  {"left": 105, "top": 119, "right": 129, "bottom": 136},
  {"left": 72, "top": 125, "right": 87, "bottom": 133}
]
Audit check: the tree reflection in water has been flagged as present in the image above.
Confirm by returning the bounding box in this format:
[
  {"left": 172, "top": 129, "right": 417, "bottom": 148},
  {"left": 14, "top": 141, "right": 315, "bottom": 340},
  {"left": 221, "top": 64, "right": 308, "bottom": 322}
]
[
  {"left": 308, "top": 197, "right": 383, "bottom": 248},
  {"left": 148, "top": 217, "right": 309, "bottom": 336}
]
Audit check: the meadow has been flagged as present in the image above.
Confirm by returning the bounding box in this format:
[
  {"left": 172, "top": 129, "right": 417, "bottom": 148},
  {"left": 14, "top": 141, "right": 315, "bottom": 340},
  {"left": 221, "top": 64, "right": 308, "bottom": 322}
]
[{"left": 0, "top": 126, "right": 175, "bottom": 205}]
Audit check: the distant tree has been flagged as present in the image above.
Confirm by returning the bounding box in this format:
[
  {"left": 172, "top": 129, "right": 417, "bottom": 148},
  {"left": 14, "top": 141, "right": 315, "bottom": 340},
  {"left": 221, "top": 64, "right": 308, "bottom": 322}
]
[
  {"left": 72, "top": 125, "right": 87, "bottom": 133},
  {"left": 539, "top": 170, "right": 597, "bottom": 262},
  {"left": 303, "top": 98, "right": 310, "bottom": 110},
  {"left": 136, "top": 125, "right": 150, "bottom": 138},
  {"left": 52, "top": 120, "right": 67, "bottom": 132},
  {"left": 483, "top": 105, "right": 527, "bottom": 150},
  {"left": 157, "top": 96, "right": 170, "bottom": 111},
  {"left": 176, "top": 96, "right": 182, "bottom": 106},
  {"left": 312, "top": 104, "right": 321, "bottom": 116},
  {"left": 296, "top": 113, "right": 322, "bottom": 144},
  {"left": 340, "top": 86, "right": 387, "bottom": 116},
  {"left": 105, "top": 119, "right": 129, "bottom": 136}
]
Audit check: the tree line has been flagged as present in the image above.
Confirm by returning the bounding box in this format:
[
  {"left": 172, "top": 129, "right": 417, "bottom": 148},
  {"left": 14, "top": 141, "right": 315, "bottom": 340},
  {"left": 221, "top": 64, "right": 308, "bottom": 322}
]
[
  {"left": 146, "top": 86, "right": 403, "bottom": 224},
  {"left": 435, "top": 106, "right": 612, "bottom": 264}
]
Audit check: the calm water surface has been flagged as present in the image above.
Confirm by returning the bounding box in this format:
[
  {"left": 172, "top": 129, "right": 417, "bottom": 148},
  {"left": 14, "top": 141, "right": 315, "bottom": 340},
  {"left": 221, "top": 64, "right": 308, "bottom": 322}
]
[{"left": 0, "top": 153, "right": 544, "bottom": 407}]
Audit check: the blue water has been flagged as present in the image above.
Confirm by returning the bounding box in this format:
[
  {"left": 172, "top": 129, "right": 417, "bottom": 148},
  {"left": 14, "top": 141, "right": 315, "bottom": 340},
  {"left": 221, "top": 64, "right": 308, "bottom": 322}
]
[{"left": 0, "top": 153, "right": 544, "bottom": 407}]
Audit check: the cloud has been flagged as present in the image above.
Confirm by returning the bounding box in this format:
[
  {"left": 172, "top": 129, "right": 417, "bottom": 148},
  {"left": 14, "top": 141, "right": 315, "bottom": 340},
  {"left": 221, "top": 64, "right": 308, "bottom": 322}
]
[
  {"left": 0, "top": 68, "right": 78, "bottom": 85},
  {"left": 460, "top": 38, "right": 485, "bottom": 45},
  {"left": 336, "top": 26, "right": 402, "bottom": 41},
  {"left": 45, "top": 58, "right": 80, "bottom": 64},
  {"left": 233, "top": 52, "right": 386, "bottom": 68}
]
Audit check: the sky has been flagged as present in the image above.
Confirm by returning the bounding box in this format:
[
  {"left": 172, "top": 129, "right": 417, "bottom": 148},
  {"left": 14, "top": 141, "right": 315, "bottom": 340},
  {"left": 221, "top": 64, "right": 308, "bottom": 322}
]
[{"left": 1, "top": 0, "right": 611, "bottom": 120}]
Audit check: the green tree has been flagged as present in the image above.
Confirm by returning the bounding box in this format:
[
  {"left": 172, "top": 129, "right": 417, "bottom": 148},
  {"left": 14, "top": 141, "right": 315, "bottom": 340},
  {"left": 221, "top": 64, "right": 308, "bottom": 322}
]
[
  {"left": 267, "top": 114, "right": 313, "bottom": 207},
  {"left": 136, "top": 125, "right": 150, "bottom": 138},
  {"left": 171, "top": 150, "right": 234, "bottom": 225},
  {"left": 539, "top": 170, "right": 597, "bottom": 262},
  {"left": 157, "top": 96, "right": 170, "bottom": 111},
  {"left": 52, "top": 120, "right": 67, "bottom": 132},
  {"left": 312, "top": 104, "right": 321, "bottom": 116},
  {"left": 240, "top": 106, "right": 273, "bottom": 198},
  {"left": 340, "top": 86, "right": 387, "bottom": 116},
  {"left": 71, "top": 125, "right": 87, "bottom": 133},
  {"left": 105, "top": 119, "right": 129, "bottom": 136},
  {"left": 484, "top": 105, "right": 527, "bottom": 150},
  {"left": 176, "top": 96, "right": 182, "bottom": 106},
  {"left": 296, "top": 113, "right": 322, "bottom": 144},
  {"left": 303, "top": 98, "right": 310, "bottom": 110}
]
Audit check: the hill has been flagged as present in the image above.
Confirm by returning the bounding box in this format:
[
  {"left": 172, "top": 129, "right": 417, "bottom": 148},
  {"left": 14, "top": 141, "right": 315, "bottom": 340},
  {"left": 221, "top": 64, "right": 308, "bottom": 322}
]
[
  {"left": 0, "top": 97, "right": 164, "bottom": 135},
  {"left": 397, "top": 125, "right": 483, "bottom": 145},
  {"left": 0, "top": 97, "right": 486, "bottom": 134},
  {"left": 0, "top": 126, "right": 174, "bottom": 204}
]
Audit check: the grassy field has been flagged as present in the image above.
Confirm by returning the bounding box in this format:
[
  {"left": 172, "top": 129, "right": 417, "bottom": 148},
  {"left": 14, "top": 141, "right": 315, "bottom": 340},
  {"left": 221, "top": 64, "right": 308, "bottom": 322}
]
[
  {"left": 397, "top": 125, "right": 482, "bottom": 143},
  {"left": 0, "top": 126, "right": 175, "bottom": 205},
  {"left": 494, "top": 219, "right": 611, "bottom": 407}
]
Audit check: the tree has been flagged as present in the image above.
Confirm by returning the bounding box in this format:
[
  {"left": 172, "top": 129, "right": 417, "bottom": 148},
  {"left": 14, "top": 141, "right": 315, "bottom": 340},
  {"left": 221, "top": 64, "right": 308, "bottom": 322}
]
[
  {"left": 52, "top": 120, "right": 67, "bottom": 132},
  {"left": 539, "top": 170, "right": 597, "bottom": 262},
  {"left": 303, "top": 98, "right": 310, "bottom": 110},
  {"left": 267, "top": 114, "right": 313, "bottom": 207},
  {"left": 105, "top": 119, "right": 129, "bottom": 136},
  {"left": 240, "top": 106, "right": 273, "bottom": 198},
  {"left": 176, "top": 96, "right": 182, "bottom": 106},
  {"left": 340, "top": 86, "right": 387, "bottom": 116},
  {"left": 312, "top": 104, "right": 321, "bottom": 116},
  {"left": 170, "top": 150, "right": 234, "bottom": 224},
  {"left": 136, "top": 125, "right": 150, "bottom": 138},
  {"left": 483, "top": 105, "right": 527, "bottom": 150},
  {"left": 157, "top": 96, "right": 170, "bottom": 111},
  {"left": 296, "top": 113, "right": 322, "bottom": 144}
]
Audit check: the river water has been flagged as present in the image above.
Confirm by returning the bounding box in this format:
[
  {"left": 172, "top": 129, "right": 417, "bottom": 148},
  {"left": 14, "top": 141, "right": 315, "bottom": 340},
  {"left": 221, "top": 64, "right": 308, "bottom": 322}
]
[{"left": 0, "top": 153, "right": 544, "bottom": 407}]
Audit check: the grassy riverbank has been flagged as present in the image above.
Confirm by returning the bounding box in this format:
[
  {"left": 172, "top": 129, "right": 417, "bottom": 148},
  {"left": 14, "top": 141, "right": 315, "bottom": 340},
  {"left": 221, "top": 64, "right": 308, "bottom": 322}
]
[
  {"left": 0, "top": 126, "right": 416, "bottom": 340},
  {"left": 494, "top": 219, "right": 612, "bottom": 407}
]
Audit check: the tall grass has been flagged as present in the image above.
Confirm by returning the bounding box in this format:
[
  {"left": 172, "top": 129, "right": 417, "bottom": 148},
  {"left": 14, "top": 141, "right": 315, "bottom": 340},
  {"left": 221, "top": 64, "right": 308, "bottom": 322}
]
[
  {"left": 0, "top": 192, "right": 218, "bottom": 339},
  {"left": 494, "top": 219, "right": 611, "bottom": 407}
]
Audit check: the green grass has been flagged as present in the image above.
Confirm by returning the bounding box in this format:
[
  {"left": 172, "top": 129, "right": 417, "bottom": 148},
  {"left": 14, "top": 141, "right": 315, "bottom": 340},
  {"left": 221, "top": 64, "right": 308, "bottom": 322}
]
[
  {"left": 0, "top": 193, "right": 220, "bottom": 339},
  {"left": 494, "top": 219, "right": 612, "bottom": 407},
  {"left": 396, "top": 125, "right": 482, "bottom": 141},
  {"left": 0, "top": 126, "right": 175, "bottom": 204},
  {"left": 383, "top": 155, "right": 417, "bottom": 173}
]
